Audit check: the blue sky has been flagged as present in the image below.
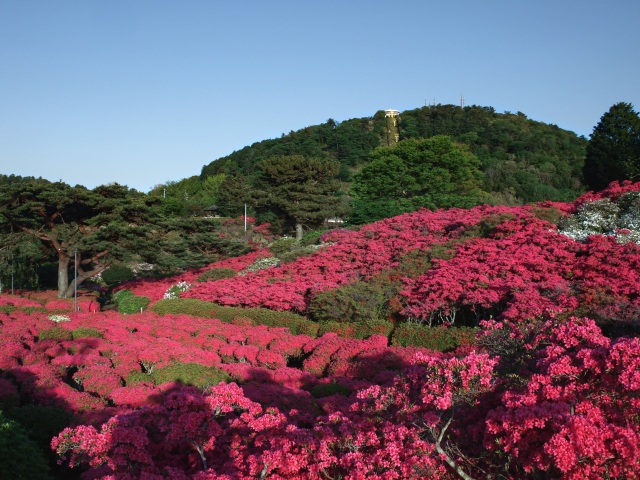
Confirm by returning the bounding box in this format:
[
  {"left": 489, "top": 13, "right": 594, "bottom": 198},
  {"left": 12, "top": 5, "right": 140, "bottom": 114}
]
[{"left": 1, "top": 1, "right": 638, "bottom": 192}]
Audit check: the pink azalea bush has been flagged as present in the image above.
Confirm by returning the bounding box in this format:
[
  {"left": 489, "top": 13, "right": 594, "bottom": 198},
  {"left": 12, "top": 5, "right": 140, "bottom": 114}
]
[{"left": 1, "top": 181, "right": 640, "bottom": 478}]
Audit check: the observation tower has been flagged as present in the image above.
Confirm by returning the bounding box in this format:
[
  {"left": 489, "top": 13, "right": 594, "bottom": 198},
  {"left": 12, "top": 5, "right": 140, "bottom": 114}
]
[{"left": 384, "top": 109, "right": 400, "bottom": 146}]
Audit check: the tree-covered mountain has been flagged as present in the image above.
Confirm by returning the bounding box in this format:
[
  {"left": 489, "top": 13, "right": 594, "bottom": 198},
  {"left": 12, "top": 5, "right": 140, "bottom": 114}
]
[
  {"left": 200, "top": 105, "right": 586, "bottom": 198},
  {"left": 165, "top": 105, "right": 588, "bottom": 232}
]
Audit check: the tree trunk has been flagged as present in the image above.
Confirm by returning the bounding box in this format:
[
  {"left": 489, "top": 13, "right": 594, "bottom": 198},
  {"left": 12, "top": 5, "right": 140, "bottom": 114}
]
[
  {"left": 61, "top": 265, "right": 109, "bottom": 299},
  {"left": 58, "top": 256, "right": 71, "bottom": 298},
  {"left": 295, "top": 222, "right": 303, "bottom": 241}
]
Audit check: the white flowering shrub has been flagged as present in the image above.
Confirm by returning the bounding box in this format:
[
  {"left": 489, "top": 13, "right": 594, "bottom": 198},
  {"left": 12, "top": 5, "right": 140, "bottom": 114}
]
[
  {"left": 163, "top": 281, "right": 192, "bottom": 300},
  {"left": 48, "top": 314, "right": 71, "bottom": 323},
  {"left": 559, "top": 191, "right": 640, "bottom": 244},
  {"left": 131, "top": 263, "right": 155, "bottom": 274},
  {"left": 240, "top": 257, "right": 281, "bottom": 275}
]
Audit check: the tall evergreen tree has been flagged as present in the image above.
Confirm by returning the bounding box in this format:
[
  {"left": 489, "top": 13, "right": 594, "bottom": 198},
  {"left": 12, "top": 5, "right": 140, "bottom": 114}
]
[
  {"left": 584, "top": 102, "right": 640, "bottom": 191},
  {"left": 256, "top": 155, "right": 347, "bottom": 239},
  {"left": 0, "top": 181, "right": 159, "bottom": 297},
  {"left": 0, "top": 180, "right": 244, "bottom": 297},
  {"left": 351, "top": 136, "right": 488, "bottom": 222}
]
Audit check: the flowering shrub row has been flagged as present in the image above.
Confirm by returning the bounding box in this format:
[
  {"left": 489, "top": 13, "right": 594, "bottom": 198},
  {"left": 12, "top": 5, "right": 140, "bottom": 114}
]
[
  {"left": 107, "top": 182, "right": 640, "bottom": 331},
  {"left": 401, "top": 216, "right": 640, "bottom": 325},
  {"left": 40, "top": 313, "right": 640, "bottom": 479},
  {"left": 182, "top": 204, "right": 542, "bottom": 312}
]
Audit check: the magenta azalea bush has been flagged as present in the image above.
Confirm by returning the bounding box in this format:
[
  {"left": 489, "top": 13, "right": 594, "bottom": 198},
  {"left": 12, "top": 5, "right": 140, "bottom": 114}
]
[{"left": 1, "top": 181, "right": 640, "bottom": 478}]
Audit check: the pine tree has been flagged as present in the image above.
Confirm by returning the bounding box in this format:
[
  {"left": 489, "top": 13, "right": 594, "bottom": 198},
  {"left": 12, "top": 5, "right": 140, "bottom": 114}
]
[
  {"left": 584, "top": 102, "right": 640, "bottom": 191},
  {"left": 256, "top": 155, "right": 347, "bottom": 239}
]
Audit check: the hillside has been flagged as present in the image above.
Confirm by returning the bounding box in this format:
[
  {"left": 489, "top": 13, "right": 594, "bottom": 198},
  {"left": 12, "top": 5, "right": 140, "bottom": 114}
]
[
  {"left": 2, "top": 182, "right": 640, "bottom": 479},
  {"left": 199, "top": 104, "right": 587, "bottom": 206},
  {"left": 134, "top": 180, "right": 640, "bottom": 337}
]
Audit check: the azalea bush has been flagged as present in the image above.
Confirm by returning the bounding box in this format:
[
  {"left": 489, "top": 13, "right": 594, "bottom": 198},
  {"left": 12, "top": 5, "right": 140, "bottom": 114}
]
[
  {"left": 2, "top": 181, "right": 640, "bottom": 478},
  {"left": 2, "top": 291, "right": 640, "bottom": 478}
]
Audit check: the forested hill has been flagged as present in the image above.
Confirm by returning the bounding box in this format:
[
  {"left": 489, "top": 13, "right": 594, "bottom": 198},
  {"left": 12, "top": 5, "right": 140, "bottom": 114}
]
[{"left": 200, "top": 104, "right": 587, "bottom": 204}]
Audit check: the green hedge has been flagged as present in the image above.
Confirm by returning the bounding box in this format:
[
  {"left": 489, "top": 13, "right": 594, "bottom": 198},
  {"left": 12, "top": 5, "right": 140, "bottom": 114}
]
[
  {"left": 391, "top": 324, "right": 478, "bottom": 352},
  {"left": 127, "top": 362, "right": 231, "bottom": 390},
  {"left": 38, "top": 326, "right": 73, "bottom": 341},
  {"left": 71, "top": 327, "right": 103, "bottom": 339},
  {"left": 150, "top": 300, "right": 477, "bottom": 350},
  {"left": 196, "top": 268, "right": 236, "bottom": 282},
  {"left": 318, "top": 319, "right": 394, "bottom": 339},
  {"left": 150, "top": 298, "right": 319, "bottom": 336}
]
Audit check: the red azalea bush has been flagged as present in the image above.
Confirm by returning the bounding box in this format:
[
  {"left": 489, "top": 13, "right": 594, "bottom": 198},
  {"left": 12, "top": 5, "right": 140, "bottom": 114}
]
[
  {"left": 402, "top": 202, "right": 640, "bottom": 326},
  {"left": 3, "top": 291, "right": 640, "bottom": 478},
  {"left": 115, "top": 181, "right": 640, "bottom": 325},
  {"left": 2, "top": 182, "right": 640, "bottom": 478},
  {"left": 483, "top": 317, "right": 640, "bottom": 478},
  {"left": 182, "top": 204, "right": 538, "bottom": 312}
]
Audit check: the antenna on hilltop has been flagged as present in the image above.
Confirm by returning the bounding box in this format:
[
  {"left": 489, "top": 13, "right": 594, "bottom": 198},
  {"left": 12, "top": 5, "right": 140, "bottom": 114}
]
[{"left": 460, "top": 94, "right": 465, "bottom": 108}]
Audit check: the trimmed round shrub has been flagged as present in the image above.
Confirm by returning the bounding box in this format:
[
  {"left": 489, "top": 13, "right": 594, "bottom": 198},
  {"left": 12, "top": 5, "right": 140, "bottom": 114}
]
[
  {"left": 112, "top": 289, "right": 133, "bottom": 303},
  {"left": 101, "top": 264, "right": 133, "bottom": 285},
  {"left": 117, "top": 295, "right": 150, "bottom": 314},
  {"left": 196, "top": 268, "right": 236, "bottom": 282}
]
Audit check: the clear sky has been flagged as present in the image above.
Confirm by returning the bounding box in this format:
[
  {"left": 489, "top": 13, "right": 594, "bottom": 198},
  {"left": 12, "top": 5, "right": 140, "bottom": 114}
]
[{"left": 1, "top": 1, "right": 638, "bottom": 192}]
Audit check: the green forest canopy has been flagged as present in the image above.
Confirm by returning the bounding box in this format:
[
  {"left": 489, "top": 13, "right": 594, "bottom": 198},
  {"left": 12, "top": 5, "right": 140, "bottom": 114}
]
[{"left": 190, "top": 104, "right": 587, "bottom": 226}]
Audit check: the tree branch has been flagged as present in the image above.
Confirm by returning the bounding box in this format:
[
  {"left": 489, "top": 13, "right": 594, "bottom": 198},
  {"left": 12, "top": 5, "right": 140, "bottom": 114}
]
[{"left": 434, "top": 416, "right": 475, "bottom": 480}]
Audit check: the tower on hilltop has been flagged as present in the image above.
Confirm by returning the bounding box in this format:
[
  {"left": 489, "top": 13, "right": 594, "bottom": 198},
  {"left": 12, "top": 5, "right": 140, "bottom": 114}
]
[{"left": 384, "top": 109, "right": 401, "bottom": 146}]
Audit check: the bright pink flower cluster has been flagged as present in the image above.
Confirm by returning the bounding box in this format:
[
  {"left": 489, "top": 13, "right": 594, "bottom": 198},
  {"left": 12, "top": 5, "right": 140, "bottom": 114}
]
[
  {"left": 485, "top": 318, "right": 640, "bottom": 478},
  {"left": 183, "top": 205, "right": 538, "bottom": 311},
  {"left": 3, "top": 300, "right": 640, "bottom": 477},
  {"left": 402, "top": 210, "right": 640, "bottom": 325}
]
